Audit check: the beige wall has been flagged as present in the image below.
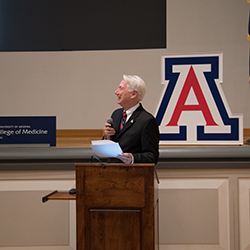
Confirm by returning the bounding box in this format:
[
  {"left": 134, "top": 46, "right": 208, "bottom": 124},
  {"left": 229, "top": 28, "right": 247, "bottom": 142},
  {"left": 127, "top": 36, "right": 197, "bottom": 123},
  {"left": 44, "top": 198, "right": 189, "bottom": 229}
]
[
  {"left": 0, "top": 0, "right": 249, "bottom": 129},
  {"left": 2, "top": 168, "right": 250, "bottom": 250}
]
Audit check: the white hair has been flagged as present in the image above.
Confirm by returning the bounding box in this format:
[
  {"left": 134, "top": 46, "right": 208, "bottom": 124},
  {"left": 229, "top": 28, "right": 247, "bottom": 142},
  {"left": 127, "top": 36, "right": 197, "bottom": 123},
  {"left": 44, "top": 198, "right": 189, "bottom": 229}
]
[{"left": 123, "top": 75, "right": 146, "bottom": 101}]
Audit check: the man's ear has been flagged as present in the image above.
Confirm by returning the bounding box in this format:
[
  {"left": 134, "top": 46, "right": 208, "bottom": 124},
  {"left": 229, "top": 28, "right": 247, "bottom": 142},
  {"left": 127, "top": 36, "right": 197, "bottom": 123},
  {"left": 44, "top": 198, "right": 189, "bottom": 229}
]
[{"left": 131, "top": 90, "right": 138, "bottom": 99}]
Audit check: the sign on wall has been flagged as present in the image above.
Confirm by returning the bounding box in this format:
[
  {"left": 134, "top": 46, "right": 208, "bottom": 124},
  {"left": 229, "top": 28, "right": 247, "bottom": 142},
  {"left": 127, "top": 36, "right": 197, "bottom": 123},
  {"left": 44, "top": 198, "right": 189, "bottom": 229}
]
[
  {"left": 0, "top": 116, "right": 56, "bottom": 146},
  {"left": 155, "top": 53, "right": 243, "bottom": 145}
]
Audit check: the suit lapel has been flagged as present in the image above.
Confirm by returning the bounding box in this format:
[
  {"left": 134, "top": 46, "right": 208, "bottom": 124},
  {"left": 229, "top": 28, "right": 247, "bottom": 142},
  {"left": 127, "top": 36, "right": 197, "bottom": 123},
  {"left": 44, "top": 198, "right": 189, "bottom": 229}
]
[{"left": 114, "top": 109, "right": 123, "bottom": 133}]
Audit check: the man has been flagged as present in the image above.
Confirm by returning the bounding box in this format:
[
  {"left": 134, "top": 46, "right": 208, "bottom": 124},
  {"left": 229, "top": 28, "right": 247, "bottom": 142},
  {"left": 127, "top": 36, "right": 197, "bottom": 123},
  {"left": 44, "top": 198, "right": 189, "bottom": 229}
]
[{"left": 104, "top": 75, "right": 159, "bottom": 164}]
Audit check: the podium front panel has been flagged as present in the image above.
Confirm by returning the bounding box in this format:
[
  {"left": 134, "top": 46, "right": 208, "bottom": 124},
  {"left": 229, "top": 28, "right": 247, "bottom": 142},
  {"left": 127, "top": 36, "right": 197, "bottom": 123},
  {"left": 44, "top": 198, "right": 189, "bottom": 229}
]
[{"left": 89, "top": 209, "right": 140, "bottom": 250}]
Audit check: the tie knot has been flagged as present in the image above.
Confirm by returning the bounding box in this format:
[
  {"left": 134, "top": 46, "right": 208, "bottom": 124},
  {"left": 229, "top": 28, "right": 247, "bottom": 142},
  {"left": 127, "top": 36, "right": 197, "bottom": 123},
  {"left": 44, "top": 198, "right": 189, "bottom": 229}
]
[{"left": 123, "top": 112, "right": 127, "bottom": 118}]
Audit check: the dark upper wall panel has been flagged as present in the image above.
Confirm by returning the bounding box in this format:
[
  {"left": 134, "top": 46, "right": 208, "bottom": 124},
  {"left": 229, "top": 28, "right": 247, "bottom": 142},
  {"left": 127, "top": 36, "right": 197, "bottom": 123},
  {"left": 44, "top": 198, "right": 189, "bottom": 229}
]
[{"left": 0, "top": 0, "right": 166, "bottom": 51}]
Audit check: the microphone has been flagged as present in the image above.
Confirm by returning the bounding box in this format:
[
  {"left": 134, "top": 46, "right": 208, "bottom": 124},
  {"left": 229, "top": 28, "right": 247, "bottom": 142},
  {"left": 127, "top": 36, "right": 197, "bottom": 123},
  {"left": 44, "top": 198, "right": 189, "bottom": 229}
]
[
  {"left": 106, "top": 117, "right": 113, "bottom": 128},
  {"left": 91, "top": 155, "right": 106, "bottom": 169}
]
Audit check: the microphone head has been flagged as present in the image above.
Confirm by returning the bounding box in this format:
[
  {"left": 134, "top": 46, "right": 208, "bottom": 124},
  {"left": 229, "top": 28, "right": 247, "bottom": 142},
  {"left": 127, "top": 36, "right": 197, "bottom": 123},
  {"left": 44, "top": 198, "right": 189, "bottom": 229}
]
[{"left": 106, "top": 117, "right": 113, "bottom": 127}]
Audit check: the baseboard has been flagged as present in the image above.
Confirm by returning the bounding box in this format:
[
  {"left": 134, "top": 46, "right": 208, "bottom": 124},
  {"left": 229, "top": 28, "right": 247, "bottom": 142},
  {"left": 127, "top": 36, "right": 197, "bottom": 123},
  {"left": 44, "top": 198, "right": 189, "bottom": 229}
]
[
  {"left": 56, "top": 129, "right": 104, "bottom": 148},
  {"left": 57, "top": 129, "right": 104, "bottom": 138}
]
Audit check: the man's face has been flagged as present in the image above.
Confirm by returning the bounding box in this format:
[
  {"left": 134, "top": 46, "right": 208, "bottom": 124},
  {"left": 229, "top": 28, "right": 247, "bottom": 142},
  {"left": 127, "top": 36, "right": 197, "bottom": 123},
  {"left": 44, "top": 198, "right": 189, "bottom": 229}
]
[{"left": 115, "top": 80, "right": 132, "bottom": 109}]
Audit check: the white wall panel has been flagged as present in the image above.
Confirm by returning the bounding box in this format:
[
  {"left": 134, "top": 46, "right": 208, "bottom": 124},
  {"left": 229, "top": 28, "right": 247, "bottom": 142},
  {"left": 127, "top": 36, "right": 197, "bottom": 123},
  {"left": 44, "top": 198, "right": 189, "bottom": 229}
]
[
  {"left": 238, "top": 178, "right": 250, "bottom": 250},
  {"left": 0, "top": 173, "right": 76, "bottom": 250},
  {"left": 159, "top": 178, "right": 229, "bottom": 250}
]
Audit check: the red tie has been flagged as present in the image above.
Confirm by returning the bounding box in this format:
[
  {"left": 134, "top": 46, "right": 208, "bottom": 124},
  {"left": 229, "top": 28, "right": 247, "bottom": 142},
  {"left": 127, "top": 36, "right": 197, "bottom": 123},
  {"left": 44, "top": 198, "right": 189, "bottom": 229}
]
[{"left": 120, "top": 112, "right": 127, "bottom": 130}]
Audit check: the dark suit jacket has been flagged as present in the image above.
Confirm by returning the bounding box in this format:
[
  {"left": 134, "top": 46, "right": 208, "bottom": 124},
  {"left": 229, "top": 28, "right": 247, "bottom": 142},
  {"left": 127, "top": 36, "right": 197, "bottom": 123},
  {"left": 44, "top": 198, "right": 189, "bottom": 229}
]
[{"left": 108, "top": 103, "right": 159, "bottom": 164}]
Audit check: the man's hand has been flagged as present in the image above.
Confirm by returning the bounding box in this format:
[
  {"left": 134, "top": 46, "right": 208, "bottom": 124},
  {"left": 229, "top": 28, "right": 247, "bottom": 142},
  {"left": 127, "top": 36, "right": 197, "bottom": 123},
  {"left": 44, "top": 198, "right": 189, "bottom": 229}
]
[
  {"left": 117, "top": 153, "right": 133, "bottom": 164},
  {"left": 104, "top": 123, "right": 116, "bottom": 140}
]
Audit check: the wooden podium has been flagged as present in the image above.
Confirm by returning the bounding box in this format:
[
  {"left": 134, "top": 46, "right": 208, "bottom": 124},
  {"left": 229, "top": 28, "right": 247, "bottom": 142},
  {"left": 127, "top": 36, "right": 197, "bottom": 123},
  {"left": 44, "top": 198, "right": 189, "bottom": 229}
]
[{"left": 44, "top": 163, "right": 159, "bottom": 250}]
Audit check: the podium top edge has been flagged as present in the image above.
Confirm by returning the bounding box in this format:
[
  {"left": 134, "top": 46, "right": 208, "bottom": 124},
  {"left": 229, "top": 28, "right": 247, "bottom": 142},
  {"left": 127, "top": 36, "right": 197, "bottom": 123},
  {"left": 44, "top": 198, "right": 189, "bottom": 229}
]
[{"left": 75, "top": 163, "right": 155, "bottom": 168}]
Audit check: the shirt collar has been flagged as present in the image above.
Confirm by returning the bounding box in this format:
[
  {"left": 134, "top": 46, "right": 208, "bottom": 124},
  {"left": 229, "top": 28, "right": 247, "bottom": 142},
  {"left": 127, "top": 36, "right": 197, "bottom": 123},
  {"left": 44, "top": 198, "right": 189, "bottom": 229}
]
[{"left": 124, "top": 103, "right": 140, "bottom": 121}]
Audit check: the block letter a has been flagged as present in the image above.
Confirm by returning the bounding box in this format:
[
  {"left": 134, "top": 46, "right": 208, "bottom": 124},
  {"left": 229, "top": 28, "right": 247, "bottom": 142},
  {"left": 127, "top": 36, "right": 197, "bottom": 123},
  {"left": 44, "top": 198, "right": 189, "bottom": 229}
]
[{"left": 167, "top": 66, "right": 218, "bottom": 126}]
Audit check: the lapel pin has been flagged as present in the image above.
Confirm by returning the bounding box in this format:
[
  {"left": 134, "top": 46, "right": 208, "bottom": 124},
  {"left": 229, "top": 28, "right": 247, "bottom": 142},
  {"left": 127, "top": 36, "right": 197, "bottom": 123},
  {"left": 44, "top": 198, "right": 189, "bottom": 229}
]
[{"left": 131, "top": 120, "right": 134, "bottom": 123}]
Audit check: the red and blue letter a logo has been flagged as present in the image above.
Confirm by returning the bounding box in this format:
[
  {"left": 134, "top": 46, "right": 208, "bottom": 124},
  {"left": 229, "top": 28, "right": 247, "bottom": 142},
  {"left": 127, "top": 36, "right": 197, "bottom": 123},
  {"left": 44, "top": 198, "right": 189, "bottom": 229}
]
[{"left": 155, "top": 54, "right": 243, "bottom": 145}]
